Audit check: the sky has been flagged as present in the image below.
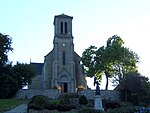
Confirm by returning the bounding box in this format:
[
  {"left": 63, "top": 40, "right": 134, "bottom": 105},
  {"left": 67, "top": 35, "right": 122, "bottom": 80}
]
[{"left": 0, "top": 0, "right": 150, "bottom": 90}]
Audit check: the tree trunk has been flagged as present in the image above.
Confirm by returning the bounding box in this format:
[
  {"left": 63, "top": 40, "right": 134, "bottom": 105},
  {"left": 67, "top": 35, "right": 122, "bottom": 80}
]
[{"left": 105, "top": 74, "right": 109, "bottom": 90}]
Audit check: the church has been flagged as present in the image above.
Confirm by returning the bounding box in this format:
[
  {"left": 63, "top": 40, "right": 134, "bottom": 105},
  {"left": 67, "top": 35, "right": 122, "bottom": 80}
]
[{"left": 28, "top": 14, "right": 87, "bottom": 94}]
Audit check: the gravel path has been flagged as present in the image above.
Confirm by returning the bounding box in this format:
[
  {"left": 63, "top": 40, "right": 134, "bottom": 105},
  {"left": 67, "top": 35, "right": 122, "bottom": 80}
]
[{"left": 4, "top": 104, "right": 27, "bottom": 113}]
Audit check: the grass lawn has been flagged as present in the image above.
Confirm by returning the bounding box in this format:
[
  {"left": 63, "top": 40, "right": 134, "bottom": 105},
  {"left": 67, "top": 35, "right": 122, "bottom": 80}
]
[{"left": 0, "top": 99, "right": 29, "bottom": 113}]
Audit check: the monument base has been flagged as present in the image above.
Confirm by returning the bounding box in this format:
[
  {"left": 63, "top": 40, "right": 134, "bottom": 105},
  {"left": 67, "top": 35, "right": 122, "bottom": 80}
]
[{"left": 94, "top": 95, "right": 104, "bottom": 111}]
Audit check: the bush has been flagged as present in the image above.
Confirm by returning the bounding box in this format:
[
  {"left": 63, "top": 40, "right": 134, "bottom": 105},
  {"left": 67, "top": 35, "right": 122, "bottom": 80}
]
[
  {"left": 57, "top": 104, "right": 76, "bottom": 112},
  {"left": 104, "top": 100, "right": 121, "bottom": 109},
  {"left": 79, "top": 95, "right": 88, "bottom": 105},
  {"left": 78, "top": 108, "right": 104, "bottom": 113},
  {"left": 105, "top": 107, "right": 130, "bottom": 113},
  {"left": 60, "top": 94, "right": 70, "bottom": 104},
  {"left": 45, "top": 103, "right": 56, "bottom": 110},
  {"left": 49, "top": 99, "right": 62, "bottom": 106},
  {"left": 28, "top": 95, "right": 49, "bottom": 110},
  {"left": 28, "top": 103, "right": 44, "bottom": 110},
  {"left": 140, "top": 95, "right": 150, "bottom": 106},
  {"left": 131, "top": 93, "right": 139, "bottom": 106},
  {"left": 31, "top": 95, "right": 48, "bottom": 107}
]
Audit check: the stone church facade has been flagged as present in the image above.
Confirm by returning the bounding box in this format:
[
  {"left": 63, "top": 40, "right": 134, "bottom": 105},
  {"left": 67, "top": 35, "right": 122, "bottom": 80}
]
[{"left": 28, "top": 14, "right": 87, "bottom": 93}]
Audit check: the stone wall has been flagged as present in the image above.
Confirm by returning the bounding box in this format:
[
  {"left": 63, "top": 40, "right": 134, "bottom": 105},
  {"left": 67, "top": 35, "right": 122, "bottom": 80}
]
[
  {"left": 15, "top": 89, "right": 119, "bottom": 101},
  {"left": 15, "top": 89, "right": 60, "bottom": 99},
  {"left": 78, "top": 89, "right": 95, "bottom": 99},
  {"left": 101, "top": 90, "right": 120, "bottom": 101},
  {"left": 28, "top": 75, "right": 41, "bottom": 90},
  {"left": 78, "top": 89, "right": 119, "bottom": 101}
]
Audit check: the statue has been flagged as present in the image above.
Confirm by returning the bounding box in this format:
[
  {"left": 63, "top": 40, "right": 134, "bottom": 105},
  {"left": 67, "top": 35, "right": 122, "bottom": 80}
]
[
  {"left": 94, "top": 77, "right": 100, "bottom": 95},
  {"left": 93, "top": 77, "right": 104, "bottom": 111}
]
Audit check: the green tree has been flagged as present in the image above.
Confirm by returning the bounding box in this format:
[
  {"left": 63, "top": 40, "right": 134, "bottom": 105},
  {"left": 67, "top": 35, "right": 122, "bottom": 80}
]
[
  {"left": 0, "top": 33, "right": 16, "bottom": 98},
  {"left": 95, "top": 46, "right": 114, "bottom": 90},
  {"left": 0, "top": 74, "right": 18, "bottom": 98},
  {"left": 105, "top": 35, "right": 139, "bottom": 85},
  {"left": 0, "top": 33, "right": 13, "bottom": 75},
  {"left": 81, "top": 46, "right": 98, "bottom": 77},
  {"left": 12, "top": 62, "right": 36, "bottom": 89},
  {"left": 82, "top": 35, "right": 139, "bottom": 90},
  {"left": 119, "top": 71, "right": 150, "bottom": 105}
]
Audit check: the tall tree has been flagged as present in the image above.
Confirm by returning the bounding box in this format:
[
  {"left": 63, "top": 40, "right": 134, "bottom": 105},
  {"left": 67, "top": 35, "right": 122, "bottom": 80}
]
[
  {"left": 0, "top": 33, "right": 13, "bottom": 67},
  {"left": 119, "top": 71, "right": 150, "bottom": 105},
  {"left": 107, "top": 35, "right": 139, "bottom": 85},
  {"left": 0, "top": 33, "right": 17, "bottom": 98},
  {"left": 0, "top": 33, "right": 13, "bottom": 77},
  {"left": 82, "top": 35, "right": 139, "bottom": 90},
  {"left": 12, "top": 62, "right": 36, "bottom": 89},
  {"left": 95, "top": 46, "right": 114, "bottom": 90}
]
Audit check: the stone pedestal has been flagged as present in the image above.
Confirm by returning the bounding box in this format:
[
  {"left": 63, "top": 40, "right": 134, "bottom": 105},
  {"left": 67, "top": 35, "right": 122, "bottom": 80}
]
[{"left": 94, "top": 95, "right": 104, "bottom": 111}]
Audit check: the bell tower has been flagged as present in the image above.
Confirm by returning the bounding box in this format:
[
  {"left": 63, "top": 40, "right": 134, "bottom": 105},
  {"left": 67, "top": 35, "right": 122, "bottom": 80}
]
[
  {"left": 52, "top": 14, "right": 75, "bottom": 93},
  {"left": 54, "top": 13, "right": 73, "bottom": 37}
]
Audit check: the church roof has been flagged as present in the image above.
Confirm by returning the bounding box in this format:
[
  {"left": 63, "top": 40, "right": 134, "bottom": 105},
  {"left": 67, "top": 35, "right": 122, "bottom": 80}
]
[
  {"left": 55, "top": 13, "right": 73, "bottom": 19},
  {"left": 54, "top": 14, "right": 73, "bottom": 25},
  {"left": 31, "top": 62, "right": 44, "bottom": 75}
]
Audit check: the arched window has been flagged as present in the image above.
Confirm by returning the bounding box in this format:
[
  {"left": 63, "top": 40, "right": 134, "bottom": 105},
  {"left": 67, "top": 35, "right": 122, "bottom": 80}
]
[
  {"left": 61, "top": 22, "right": 63, "bottom": 34},
  {"left": 65, "top": 22, "right": 67, "bottom": 34},
  {"left": 62, "top": 51, "right": 66, "bottom": 65}
]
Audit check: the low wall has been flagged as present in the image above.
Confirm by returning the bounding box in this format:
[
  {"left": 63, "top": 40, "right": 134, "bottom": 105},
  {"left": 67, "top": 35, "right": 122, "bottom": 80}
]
[
  {"left": 15, "top": 89, "right": 119, "bottom": 101},
  {"left": 15, "top": 89, "right": 60, "bottom": 99},
  {"left": 78, "top": 89, "right": 119, "bottom": 101},
  {"left": 101, "top": 90, "right": 120, "bottom": 101},
  {"left": 78, "top": 89, "right": 95, "bottom": 99}
]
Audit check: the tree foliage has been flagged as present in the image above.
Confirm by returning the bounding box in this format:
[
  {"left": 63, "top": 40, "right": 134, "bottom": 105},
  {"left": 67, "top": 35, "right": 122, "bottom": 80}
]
[
  {"left": 0, "top": 74, "right": 18, "bottom": 98},
  {"left": 12, "top": 62, "right": 36, "bottom": 89},
  {"left": 106, "top": 35, "right": 139, "bottom": 85},
  {"left": 0, "top": 33, "right": 36, "bottom": 98},
  {"left": 82, "top": 46, "right": 97, "bottom": 76},
  {"left": 119, "top": 71, "right": 150, "bottom": 105},
  {"left": 0, "top": 33, "right": 13, "bottom": 75},
  {"left": 82, "top": 35, "right": 139, "bottom": 90}
]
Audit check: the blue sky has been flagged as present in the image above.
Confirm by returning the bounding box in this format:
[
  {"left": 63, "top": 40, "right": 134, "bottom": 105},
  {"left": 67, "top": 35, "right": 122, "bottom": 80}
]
[{"left": 0, "top": 0, "right": 150, "bottom": 89}]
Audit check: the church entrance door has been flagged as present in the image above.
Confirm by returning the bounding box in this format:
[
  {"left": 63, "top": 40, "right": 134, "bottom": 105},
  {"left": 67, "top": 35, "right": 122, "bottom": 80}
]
[
  {"left": 64, "top": 83, "right": 68, "bottom": 93},
  {"left": 61, "top": 82, "right": 68, "bottom": 93}
]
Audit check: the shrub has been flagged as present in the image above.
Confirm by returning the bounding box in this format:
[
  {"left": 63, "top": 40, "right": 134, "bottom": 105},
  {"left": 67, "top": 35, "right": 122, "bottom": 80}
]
[
  {"left": 104, "top": 100, "right": 121, "bottom": 109},
  {"left": 79, "top": 95, "right": 88, "bottom": 105},
  {"left": 78, "top": 108, "right": 104, "bottom": 113},
  {"left": 131, "top": 93, "right": 139, "bottom": 106},
  {"left": 87, "top": 99, "right": 94, "bottom": 107},
  {"left": 28, "top": 103, "right": 44, "bottom": 110},
  {"left": 28, "top": 95, "right": 48, "bottom": 110},
  {"left": 49, "top": 99, "right": 62, "bottom": 106},
  {"left": 45, "top": 103, "right": 56, "bottom": 110},
  {"left": 60, "top": 95, "right": 70, "bottom": 104},
  {"left": 31, "top": 95, "right": 48, "bottom": 107},
  {"left": 57, "top": 104, "right": 76, "bottom": 112},
  {"left": 0, "top": 75, "right": 18, "bottom": 98},
  {"left": 105, "top": 107, "right": 130, "bottom": 113}
]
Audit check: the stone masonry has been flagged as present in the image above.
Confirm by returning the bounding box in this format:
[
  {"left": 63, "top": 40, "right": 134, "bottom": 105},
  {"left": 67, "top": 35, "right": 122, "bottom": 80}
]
[{"left": 15, "top": 89, "right": 119, "bottom": 101}]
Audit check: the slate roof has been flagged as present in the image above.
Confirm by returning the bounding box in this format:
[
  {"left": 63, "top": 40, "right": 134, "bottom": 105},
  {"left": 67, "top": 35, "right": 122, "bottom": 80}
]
[
  {"left": 55, "top": 13, "right": 73, "bottom": 19},
  {"left": 54, "top": 13, "right": 73, "bottom": 25},
  {"left": 30, "top": 62, "right": 44, "bottom": 75}
]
